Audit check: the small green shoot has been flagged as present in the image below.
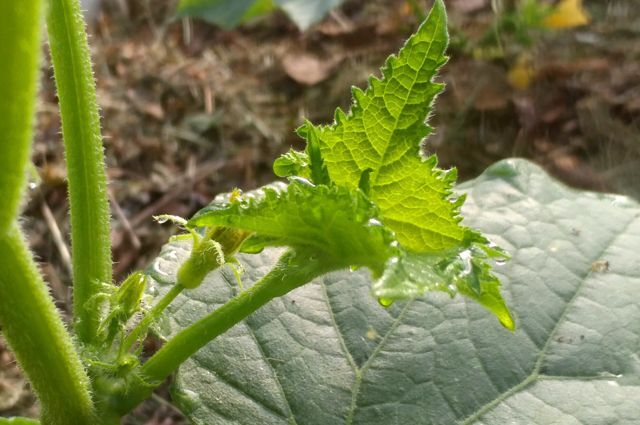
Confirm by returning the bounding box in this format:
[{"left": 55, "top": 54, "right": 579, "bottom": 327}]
[{"left": 152, "top": 6, "right": 514, "bottom": 382}]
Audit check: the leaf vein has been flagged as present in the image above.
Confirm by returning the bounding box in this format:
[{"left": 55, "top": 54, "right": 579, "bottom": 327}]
[
  {"left": 221, "top": 273, "right": 299, "bottom": 425},
  {"left": 345, "top": 301, "right": 414, "bottom": 424},
  {"left": 372, "top": 14, "right": 442, "bottom": 181},
  {"left": 458, "top": 213, "right": 638, "bottom": 424},
  {"left": 320, "top": 280, "right": 359, "bottom": 374}
]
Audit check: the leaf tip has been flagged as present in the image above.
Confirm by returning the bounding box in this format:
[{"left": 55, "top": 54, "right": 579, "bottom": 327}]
[
  {"left": 378, "top": 297, "right": 394, "bottom": 308},
  {"left": 499, "top": 311, "right": 516, "bottom": 332}
]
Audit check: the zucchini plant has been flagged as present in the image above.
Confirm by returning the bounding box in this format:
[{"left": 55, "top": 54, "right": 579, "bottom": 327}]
[{"left": 1, "top": 1, "right": 639, "bottom": 424}]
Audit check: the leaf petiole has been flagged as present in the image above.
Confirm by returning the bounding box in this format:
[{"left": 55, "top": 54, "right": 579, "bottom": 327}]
[
  {"left": 47, "top": 0, "right": 113, "bottom": 345},
  {"left": 113, "top": 249, "right": 333, "bottom": 414},
  {"left": 121, "top": 284, "right": 185, "bottom": 353}
]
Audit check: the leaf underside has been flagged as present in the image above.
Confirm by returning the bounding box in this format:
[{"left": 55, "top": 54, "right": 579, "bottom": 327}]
[
  {"left": 277, "top": 0, "right": 343, "bottom": 30},
  {"left": 188, "top": 181, "right": 395, "bottom": 276},
  {"left": 149, "top": 159, "right": 640, "bottom": 424},
  {"left": 177, "top": 0, "right": 261, "bottom": 29},
  {"left": 177, "top": 0, "right": 343, "bottom": 30}
]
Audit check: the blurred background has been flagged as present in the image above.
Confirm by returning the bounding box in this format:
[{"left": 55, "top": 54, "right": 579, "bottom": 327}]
[{"left": 2, "top": 0, "right": 639, "bottom": 423}]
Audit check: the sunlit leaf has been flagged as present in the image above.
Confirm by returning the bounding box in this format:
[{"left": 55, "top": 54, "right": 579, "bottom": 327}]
[
  {"left": 274, "top": 0, "right": 510, "bottom": 322},
  {"left": 189, "top": 181, "right": 395, "bottom": 276}
]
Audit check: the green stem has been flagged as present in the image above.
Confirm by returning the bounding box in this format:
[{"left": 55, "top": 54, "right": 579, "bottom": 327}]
[
  {"left": 122, "top": 284, "right": 185, "bottom": 353},
  {"left": 112, "top": 250, "right": 331, "bottom": 414},
  {"left": 121, "top": 228, "right": 243, "bottom": 353},
  {"left": 0, "top": 419, "right": 41, "bottom": 425},
  {"left": 0, "top": 1, "right": 42, "bottom": 234},
  {"left": 0, "top": 2, "right": 96, "bottom": 423},
  {"left": 120, "top": 229, "right": 240, "bottom": 354},
  {"left": 0, "top": 225, "right": 95, "bottom": 424},
  {"left": 46, "top": 0, "right": 112, "bottom": 344}
]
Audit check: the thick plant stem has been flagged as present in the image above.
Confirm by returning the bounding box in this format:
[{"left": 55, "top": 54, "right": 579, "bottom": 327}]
[
  {"left": 0, "top": 2, "right": 95, "bottom": 423},
  {"left": 0, "top": 2, "right": 42, "bottom": 235},
  {"left": 112, "top": 250, "right": 331, "bottom": 414},
  {"left": 0, "top": 225, "right": 95, "bottom": 424},
  {"left": 47, "top": 0, "right": 112, "bottom": 344}
]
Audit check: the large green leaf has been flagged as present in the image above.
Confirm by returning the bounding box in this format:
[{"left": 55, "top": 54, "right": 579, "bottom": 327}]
[{"left": 148, "top": 159, "right": 640, "bottom": 424}]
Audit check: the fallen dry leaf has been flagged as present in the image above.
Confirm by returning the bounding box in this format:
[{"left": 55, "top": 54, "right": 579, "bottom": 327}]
[
  {"left": 448, "top": 60, "right": 511, "bottom": 110},
  {"left": 281, "top": 52, "right": 342, "bottom": 85}
]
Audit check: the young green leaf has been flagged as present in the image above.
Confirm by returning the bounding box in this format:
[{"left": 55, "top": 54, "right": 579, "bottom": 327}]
[
  {"left": 176, "top": 226, "right": 251, "bottom": 289},
  {"left": 188, "top": 181, "right": 396, "bottom": 276},
  {"left": 273, "top": 149, "right": 310, "bottom": 179},
  {"left": 374, "top": 231, "right": 513, "bottom": 329},
  {"left": 274, "top": 0, "right": 513, "bottom": 327},
  {"left": 294, "top": 0, "right": 458, "bottom": 253},
  {"left": 98, "top": 271, "right": 148, "bottom": 343},
  {"left": 297, "top": 120, "right": 331, "bottom": 185}
]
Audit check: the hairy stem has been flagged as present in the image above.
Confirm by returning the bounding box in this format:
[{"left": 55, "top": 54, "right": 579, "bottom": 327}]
[
  {"left": 0, "top": 1, "right": 42, "bottom": 234},
  {"left": 122, "top": 228, "right": 244, "bottom": 353},
  {"left": 112, "top": 250, "right": 331, "bottom": 414},
  {"left": 122, "top": 284, "right": 184, "bottom": 353},
  {"left": 0, "top": 2, "right": 96, "bottom": 423},
  {"left": 0, "top": 225, "right": 95, "bottom": 424},
  {"left": 46, "top": 0, "right": 112, "bottom": 344}
]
